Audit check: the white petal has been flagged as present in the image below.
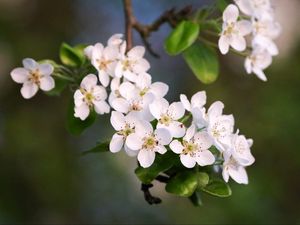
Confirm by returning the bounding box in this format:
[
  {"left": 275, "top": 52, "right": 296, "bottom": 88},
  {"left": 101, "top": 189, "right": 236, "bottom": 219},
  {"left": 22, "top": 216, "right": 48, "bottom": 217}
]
[
  {"left": 253, "top": 67, "right": 267, "bottom": 81},
  {"left": 154, "top": 145, "right": 167, "bottom": 154},
  {"left": 168, "top": 121, "right": 186, "bottom": 138},
  {"left": 228, "top": 166, "right": 249, "bottom": 184},
  {"left": 20, "top": 82, "right": 39, "bottom": 99},
  {"left": 155, "top": 128, "right": 172, "bottom": 145},
  {"left": 81, "top": 74, "right": 98, "bottom": 91},
  {"left": 109, "top": 133, "right": 124, "bottom": 153},
  {"left": 103, "top": 45, "right": 119, "bottom": 60},
  {"left": 119, "top": 82, "right": 137, "bottom": 100},
  {"left": 93, "top": 100, "right": 110, "bottom": 114},
  {"left": 208, "top": 101, "right": 224, "bottom": 120},
  {"left": 234, "top": 0, "right": 253, "bottom": 16},
  {"left": 74, "top": 104, "right": 90, "bottom": 120},
  {"left": 180, "top": 154, "right": 196, "bottom": 168},
  {"left": 74, "top": 90, "right": 84, "bottom": 107},
  {"left": 135, "top": 120, "right": 153, "bottom": 137},
  {"left": 93, "top": 85, "right": 107, "bottom": 100},
  {"left": 138, "top": 149, "right": 156, "bottom": 168},
  {"left": 92, "top": 43, "right": 104, "bottom": 60},
  {"left": 170, "top": 140, "right": 184, "bottom": 154},
  {"left": 180, "top": 94, "right": 191, "bottom": 111},
  {"left": 111, "top": 98, "right": 130, "bottom": 113},
  {"left": 110, "top": 77, "right": 120, "bottom": 91},
  {"left": 84, "top": 45, "right": 94, "bottom": 59},
  {"left": 236, "top": 20, "right": 252, "bottom": 36},
  {"left": 10, "top": 68, "right": 29, "bottom": 83},
  {"left": 124, "top": 144, "right": 138, "bottom": 157},
  {"left": 149, "top": 98, "right": 169, "bottom": 119},
  {"left": 107, "top": 33, "right": 123, "bottom": 46},
  {"left": 22, "top": 58, "right": 38, "bottom": 70},
  {"left": 98, "top": 70, "right": 110, "bottom": 87},
  {"left": 126, "top": 133, "right": 143, "bottom": 150},
  {"left": 132, "top": 58, "right": 150, "bottom": 74},
  {"left": 39, "top": 76, "right": 55, "bottom": 91},
  {"left": 184, "top": 124, "right": 196, "bottom": 141},
  {"left": 38, "top": 64, "right": 54, "bottom": 76},
  {"left": 219, "top": 35, "right": 230, "bottom": 55},
  {"left": 191, "top": 91, "right": 206, "bottom": 109},
  {"left": 168, "top": 102, "right": 185, "bottom": 120},
  {"left": 136, "top": 72, "right": 152, "bottom": 89},
  {"left": 194, "top": 131, "right": 213, "bottom": 150},
  {"left": 222, "top": 167, "right": 230, "bottom": 182},
  {"left": 115, "top": 61, "right": 123, "bottom": 78},
  {"left": 195, "top": 150, "right": 215, "bottom": 166},
  {"left": 223, "top": 4, "right": 239, "bottom": 22},
  {"left": 110, "top": 111, "right": 126, "bottom": 131},
  {"left": 150, "top": 82, "right": 169, "bottom": 98},
  {"left": 123, "top": 70, "right": 138, "bottom": 82},
  {"left": 127, "top": 46, "right": 145, "bottom": 59},
  {"left": 230, "top": 35, "right": 246, "bottom": 52}
]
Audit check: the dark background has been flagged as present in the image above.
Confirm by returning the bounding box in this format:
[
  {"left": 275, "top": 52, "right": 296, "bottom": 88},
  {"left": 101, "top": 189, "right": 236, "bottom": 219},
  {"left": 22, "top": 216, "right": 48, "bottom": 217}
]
[{"left": 0, "top": 0, "right": 299, "bottom": 224}]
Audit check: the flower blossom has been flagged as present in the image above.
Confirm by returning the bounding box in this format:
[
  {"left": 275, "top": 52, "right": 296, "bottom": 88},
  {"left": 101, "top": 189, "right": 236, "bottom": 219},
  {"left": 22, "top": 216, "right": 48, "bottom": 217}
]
[{"left": 10, "top": 58, "right": 55, "bottom": 99}]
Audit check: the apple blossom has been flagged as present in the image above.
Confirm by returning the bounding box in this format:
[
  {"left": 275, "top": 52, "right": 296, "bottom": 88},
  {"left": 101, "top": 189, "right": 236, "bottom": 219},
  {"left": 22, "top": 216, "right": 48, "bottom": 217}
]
[
  {"left": 74, "top": 74, "right": 110, "bottom": 120},
  {"left": 234, "top": 0, "right": 273, "bottom": 20},
  {"left": 11, "top": 58, "right": 55, "bottom": 99},
  {"left": 170, "top": 124, "right": 215, "bottom": 168},
  {"left": 218, "top": 4, "right": 252, "bottom": 54},
  {"left": 126, "top": 120, "right": 172, "bottom": 168},
  {"left": 149, "top": 98, "right": 186, "bottom": 138},
  {"left": 180, "top": 91, "right": 206, "bottom": 112}
]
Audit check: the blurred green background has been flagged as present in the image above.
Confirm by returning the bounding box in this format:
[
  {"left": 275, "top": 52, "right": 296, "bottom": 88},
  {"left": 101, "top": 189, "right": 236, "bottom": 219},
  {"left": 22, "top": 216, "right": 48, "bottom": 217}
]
[{"left": 0, "top": 0, "right": 300, "bottom": 224}]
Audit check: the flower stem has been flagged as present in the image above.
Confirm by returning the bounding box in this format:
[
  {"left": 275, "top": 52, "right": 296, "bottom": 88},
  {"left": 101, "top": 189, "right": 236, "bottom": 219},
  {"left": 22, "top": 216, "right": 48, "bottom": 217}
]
[
  {"left": 180, "top": 114, "right": 192, "bottom": 124},
  {"left": 52, "top": 73, "right": 75, "bottom": 82}
]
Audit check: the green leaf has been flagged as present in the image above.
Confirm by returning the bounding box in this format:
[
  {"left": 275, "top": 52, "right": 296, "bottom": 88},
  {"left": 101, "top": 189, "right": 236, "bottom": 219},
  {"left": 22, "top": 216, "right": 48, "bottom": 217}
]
[
  {"left": 189, "top": 190, "right": 203, "bottom": 207},
  {"left": 135, "top": 151, "right": 176, "bottom": 184},
  {"left": 201, "top": 20, "right": 222, "bottom": 33},
  {"left": 81, "top": 141, "right": 110, "bottom": 156},
  {"left": 216, "top": 0, "right": 229, "bottom": 11},
  {"left": 164, "top": 20, "right": 200, "bottom": 56},
  {"left": 60, "top": 43, "right": 85, "bottom": 67},
  {"left": 166, "top": 170, "right": 198, "bottom": 197},
  {"left": 183, "top": 42, "right": 219, "bottom": 84},
  {"left": 200, "top": 178, "right": 232, "bottom": 197},
  {"left": 197, "top": 172, "right": 209, "bottom": 188},
  {"left": 66, "top": 100, "right": 97, "bottom": 135}
]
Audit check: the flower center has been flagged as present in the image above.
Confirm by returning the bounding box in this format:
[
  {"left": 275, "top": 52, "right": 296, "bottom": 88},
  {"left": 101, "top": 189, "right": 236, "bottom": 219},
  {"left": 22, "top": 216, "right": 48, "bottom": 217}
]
[
  {"left": 159, "top": 114, "right": 172, "bottom": 126},
  {"left": 130, "top": 101, "right": 142, "bottom": 111},
  {"left": 142, "top": 136, "right": 158, "bottom": 150},
  {"left": 211, "top": 122, "right": 227, "bottom": 138},
  {"left": 97, "top": 59, "right": 113, "bottom": 70},
  {"left": 139, "top": 88, "right": 149, "bottom": 97},
  {"left": 122, "top": 59, "right": 132, "bottom": 71},
  {"left": 118, "top": 124, "right": 134, "bottom": 137},
  {"left": 81, "top": 88, "right": 94, "bottom": 107},
  {"left": 224, "top": 23, "right": 236, "bottom": 36},
  {"left": 28, "top": 69, "right": 41, "bottom": 85},
  {"left": 182, "top": 140, "right": 198, "bottom": 156}
]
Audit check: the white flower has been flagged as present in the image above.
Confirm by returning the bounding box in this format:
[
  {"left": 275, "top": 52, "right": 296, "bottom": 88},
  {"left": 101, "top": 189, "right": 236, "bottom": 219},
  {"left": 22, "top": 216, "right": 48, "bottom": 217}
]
[
  {"left": 10, "top": 58, "right": 55, "bottom": 99},
  {"left": 107, "top": 33, "right": 124, "bottom": 46},
  {"left": 219, "top": 4, "right": 252, "bottom": 55},
  {"left": 180, "top": 91, "right": 206, "bottom": 112},
  {"left": 126, "top": 120, "right": 172, "bottom": 168},
  {"left": 222, "top": 153, "right": 249, "bottom": 184},
  {"left": 234, "top": 0, "right": 273, "bottom": 20},
  {"left": 170, "top": 124, "right": 215, "bottom": 168},
  {"left": 149, "top": 98, "right": 186, "bottom": 138},
  {"left": 90, "top": 43, "right": 120, "bottom": 87},
  {"left": 229, "top": 132, "right": 255, "bottom": 166},
  {"left": 110, "top": 111, "right": 139, "bottom": 156},
  {"left": 206, "top": 101, "right": 234, "bottom": 151},
  {"left": 111, "top": 81, "right": 154, "bottom": 121},
  {"left": 108, "top": 77, "right": 122, "bottom": 105},
  {"left": 245, "top": 48, "right": 272, "bottom": 81},
  {"left": 74, "top": 74, "right": 110, "bottom": 120},
  {"left": 115, "top": 44, "right": 150, "bottom": 82},
  {"left": 135, "top": 72, "right": 169, "bottom": 99}
]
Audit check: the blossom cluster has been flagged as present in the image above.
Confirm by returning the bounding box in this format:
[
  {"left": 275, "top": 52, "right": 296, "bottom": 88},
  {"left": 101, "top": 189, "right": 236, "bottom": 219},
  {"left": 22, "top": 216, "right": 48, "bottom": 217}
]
[
  {"left": 219, "top": 0, "right": 281, "bottom": 81},
  {"left": 76, "top": 34, "right": 255, "bottom": 184}
]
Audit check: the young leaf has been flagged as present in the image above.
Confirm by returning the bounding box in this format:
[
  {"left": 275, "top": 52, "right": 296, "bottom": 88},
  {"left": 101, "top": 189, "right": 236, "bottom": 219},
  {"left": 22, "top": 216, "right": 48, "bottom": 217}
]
[
  {"left": 135, "top": 151, "right": 176, "bottom": 184},
  {"left": 183, "top": 42, "right": 219, "bottom": 84},
  {"left": 81, "top": 141, "right": 110, "bottom": 156},
  {"left": 200, "top": 178, "right": 232, "bottom": 197},
  {"left": 60, "top": 43, "right": 85, "bottom": 67},
  {"left": 66, "top": 101, "right": 97, "bottom": 135},
  {"left": 165, "top": 170, "right": 198, "bottom": 197},
  {"left": 189, "top": 190, "right": 203, "bottom": 207},
  {"left": 165, "top": 21, "right": 200, "bottom": 56},
  {"left": 197, "top": 172, "right": 209, "bottom": 188}
]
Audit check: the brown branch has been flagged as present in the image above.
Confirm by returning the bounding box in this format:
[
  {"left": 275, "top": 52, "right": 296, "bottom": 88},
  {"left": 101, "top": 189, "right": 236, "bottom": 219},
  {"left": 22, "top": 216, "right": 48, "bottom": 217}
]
[
  {"left": 122, "top": 0, "right": 193, "bottom": 57},
  {"left": 141, "top": 183, "right": 162, "bottom": 205}
]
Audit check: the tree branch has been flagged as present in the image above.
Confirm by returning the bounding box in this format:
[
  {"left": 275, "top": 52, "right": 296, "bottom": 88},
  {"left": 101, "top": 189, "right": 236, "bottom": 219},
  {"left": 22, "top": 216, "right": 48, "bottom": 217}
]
[
  {"left": 122, "top": 0, "right": 193, "bottom": 56},
  {"left": 141, "top": 183, "right": 162, "bottom": 205}
]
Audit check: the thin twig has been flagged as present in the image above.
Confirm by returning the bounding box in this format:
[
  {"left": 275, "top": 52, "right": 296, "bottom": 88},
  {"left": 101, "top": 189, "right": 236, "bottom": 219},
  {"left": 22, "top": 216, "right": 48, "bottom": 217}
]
[
  {"left": 141, "top": 183, "right": 162, "bottom": 205},
  {"left": 122, "top": 0, "right": 193, "bottom": 57}
]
